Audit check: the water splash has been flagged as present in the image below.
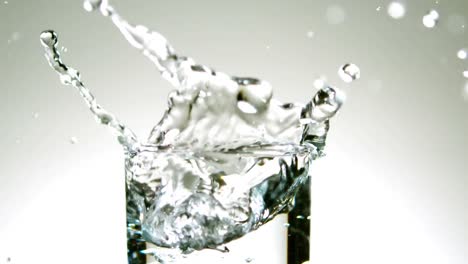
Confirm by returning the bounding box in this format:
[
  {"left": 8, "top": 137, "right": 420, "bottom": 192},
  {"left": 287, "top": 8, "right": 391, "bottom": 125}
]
[
  {"left": 39, "top": 30, "right": 139, "bottom": 154},
  {"left": 41, "top": 0, "right": 345, "bottom": 262}
]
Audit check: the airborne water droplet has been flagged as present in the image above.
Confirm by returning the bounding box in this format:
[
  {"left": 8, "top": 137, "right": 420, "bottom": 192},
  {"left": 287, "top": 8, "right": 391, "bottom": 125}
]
[
  {"left": 338, "top": 63, "right": 360, "bottom": 83},
  {"left": 457, "top": 49, "right": 467, "bottom": 60},
  {"left": 40, "top": 30, "right": 58, "bottom": 47},
  {"left": 376, "top": 6, "right": 381, "bottom": 12},
  {"left": 306, "top": 31, "right": 314, "bottom": 38},
  {"left": 387, "top": 2, "right": 406, "bottom": 19},
  {"left": 70, "top": 137, "right": 78, "bottom": 144},
  {"left": 423, "top": 10, "right": 439, "bottom": 28},
  {"left": 283, "top": 223, "right": 290, "bottom": 228}
]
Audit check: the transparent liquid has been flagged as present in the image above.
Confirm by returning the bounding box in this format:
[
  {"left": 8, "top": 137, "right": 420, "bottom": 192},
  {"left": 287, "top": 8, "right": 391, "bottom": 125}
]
[{"left": 40, "top": 0, "right": 344, "bottom": 263}]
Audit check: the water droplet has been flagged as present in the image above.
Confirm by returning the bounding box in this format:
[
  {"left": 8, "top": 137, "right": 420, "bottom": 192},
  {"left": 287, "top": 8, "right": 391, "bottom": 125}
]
[
  {"left": 422, "top": 10, "right": 439, "bottom": 28},
  {"left": 376, "top": 6, "right": 381, "bottom": 12},
  {"left": 387, "top": 2, "right": 406, "bottom": 19},
  {"left": 326, "top": 5, "right": 346, "bottom": 25},
  {"left": 338, "top": 63, "right": 361, "bottom": 83},
  {"left": 296, "top": 215, "right": 305, "bottom": 219},
  {"left": 61, "top": 46, "right": 68, "bottom": 53},
  {"left": 307, "top": 215, "right": 311, "bottom": 220},
  {"left": 306, "top": 31, "right": 314, "bottom": 38},
  {"left": 32, "top": 112, "right": 39, "bottom": 119},
  {"left": 245, "top": 257, "right": 253, "bottom": 263},
  {"left": 70, "top": 137, "right": 78, "bottom": 144},
  {"left": 463, "top": 70, "right": 468, "bottom": 79},
  {"left": 4, "top": 1, "right": 8, "bottom": 4},
  {"left": 40, "top": 30, "right": 58, "bottom": 47},
  {"left": 283, "top": 223, "right": 290, "bottom": 228},
  {"left": 457, "top": 49, "right": 467, "bottom": 60},
  {"left": 83, "top": 0, "right": 101, "bottom": 12}
]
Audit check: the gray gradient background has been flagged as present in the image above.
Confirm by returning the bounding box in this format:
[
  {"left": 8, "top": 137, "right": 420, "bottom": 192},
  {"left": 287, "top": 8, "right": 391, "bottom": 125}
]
[{"left": 0, "top": 0, "right": 467, "bottom": 263}]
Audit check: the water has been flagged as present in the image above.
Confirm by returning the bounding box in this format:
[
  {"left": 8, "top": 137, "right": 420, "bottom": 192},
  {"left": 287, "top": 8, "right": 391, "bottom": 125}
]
[
  {"left": 387, "top": 2, "right": 406, "bottom": 20},
  {"left": 41, "top": 0, "right": 344, "bottom": 263},
  {"left": 423, "top": 10, "right": 440, "bottom": 28},
  {"left": 338, "top": 63, "right": 360, "bottom": 83},
  {"left": 458, "top": 49, "right": 467, "bottom": 60}
]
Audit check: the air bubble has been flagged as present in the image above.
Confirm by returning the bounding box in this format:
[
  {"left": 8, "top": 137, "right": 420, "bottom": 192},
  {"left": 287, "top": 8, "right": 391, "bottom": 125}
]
[
  {"left": 338, "top": 63, "right": 360, "bottom": 83},
  {"left": 387, "top": 2, "right": 406, "bottom": 19},
  {"left": 422, "top": 10, "right": 439, "bottom": 28}
]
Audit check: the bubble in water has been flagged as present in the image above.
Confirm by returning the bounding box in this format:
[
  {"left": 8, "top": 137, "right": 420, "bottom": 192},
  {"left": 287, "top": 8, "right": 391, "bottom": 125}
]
[
  {"left": 387, "top": 2, "right": 406, "bottom": 19},
  {"left": 69, "top": 137, "right": 78, "bottom": 144},
  {"left": 61, "top": 46, "right": 68, "bottom": 53},
  {"left": 457, "top": 49, "right": 467, "bottom": 60},
  {"left": 422, "top": 10, "right": 439, "bottom": 28},
  {"left": 338, "top": 63, "right": 361, "bottom": 83},
  {"left": 306, "top": 31, "right": 314, "bottom": 38},
  {"left": 326, "top": 5, "right": 346, "bottom": 25}
]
